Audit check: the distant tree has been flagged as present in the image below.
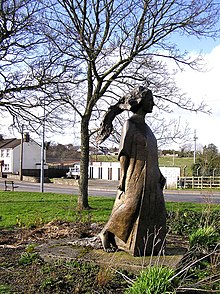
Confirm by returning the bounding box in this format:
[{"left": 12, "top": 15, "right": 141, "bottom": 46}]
[
  {"left": 161, "top": 149, "right": 176, "bottom": 156},
  {"left": 179, "top": 143, "right": 193, "bottom": 158},
  {"left": 46, "top": 143, "right": 81, "bottom": 161},
  {"left": 192, "top": 144, "right": 220, "bottom": 176},
  {"left": 204, "top": 143, "right": 219, "bottom": 156},
  {"left": 40, "top": 0, "right": 220, "bottom": 209}
]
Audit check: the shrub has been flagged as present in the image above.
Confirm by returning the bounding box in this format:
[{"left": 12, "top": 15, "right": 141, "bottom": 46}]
[
  {"left": 189, "top": 226, "right": 219, "bottom": 251},
  {"left": 18, "top": 244, "right": 42, "bottom": 265},
  {"left": 125, "top": 266, "right": 176, "bottom": 294},
  {"left": 167, "top": 210, "right": 220, "bottom": 236}
]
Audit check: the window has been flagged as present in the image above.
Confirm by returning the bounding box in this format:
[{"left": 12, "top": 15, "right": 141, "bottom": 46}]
[
  {"left": 0, "top": 150, "right": 4, "bottom": 157},
  {"left": 118, "top": 168, "right": 121, "bottom": 181},
  {"left": 4, "top": 164, "right": 9, "bottom": 171},
  {"left": 89, "top": 167, "right": 93, "bottom": 179},
  {"left": 98, "top": 167, "right": 102, "bottom": 179},
  {"left": 108, "top": 168, "right": 112, "bottom": 180},
  {"left": 6, "top": 149, "right": 10, "bottom": 157}
]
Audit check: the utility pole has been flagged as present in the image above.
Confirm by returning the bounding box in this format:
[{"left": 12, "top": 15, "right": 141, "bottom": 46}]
[
  {"left": 40, "top": 97, "right": 46, "bottom": 192},
  {"left": 193, "top": 129, "right": 198, "bottom": 164},
  {"left": 19, "top": 125, "right": 24, "bottom": 181},
  {"left": 172, "top": 150, "right": 175, "bottom": 166}
]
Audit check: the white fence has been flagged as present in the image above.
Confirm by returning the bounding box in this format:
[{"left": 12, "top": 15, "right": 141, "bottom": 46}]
[{"left": 178, "top": 176, "right": 220, "bottom": 189}]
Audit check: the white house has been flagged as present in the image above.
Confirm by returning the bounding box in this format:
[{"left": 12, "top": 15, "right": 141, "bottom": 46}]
[
  {"left": 89, "top": 162, "right": 180, "bottom": 189},
  {"left": 0, "top": 137, "right": 44, "bottom": 175}
]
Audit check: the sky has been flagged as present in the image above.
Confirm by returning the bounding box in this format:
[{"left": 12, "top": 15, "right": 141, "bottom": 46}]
[
  {"left": 2, "top": 35, "right": 220, "bottom": 151},
  {"left": 170, "top": 39, "right": 220, "bottom": 151}
]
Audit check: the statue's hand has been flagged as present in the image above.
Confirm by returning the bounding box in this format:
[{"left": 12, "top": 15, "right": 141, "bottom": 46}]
[
  {"left": 117, "top": 176, "right": 126, "bottom": 192},
  {"left": 160, "top": 173, "right": 166, "bottom": 189},
  {"left": 117, "top": 184, "right": 125, "bottom": 192}
]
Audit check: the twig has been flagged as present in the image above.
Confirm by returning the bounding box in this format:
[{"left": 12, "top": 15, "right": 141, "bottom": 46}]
[
  {"left": 112, "top": 268, "right": 134, "bottom": 285},
  {"left": 170, "top": 248, "right": 219, "bottom": 282},
  {"left": 177, "top": 287, "right": 220, "bottom": 293}
]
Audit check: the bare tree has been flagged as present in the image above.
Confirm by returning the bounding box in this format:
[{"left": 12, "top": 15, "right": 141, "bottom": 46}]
[
  {"left": 0, "top": 0, "right": 73, "bottom": 136},
  {"left": 0, "top": 0, "right": 219, "bottom": 209},
  {"left": 37, "top": 0, "right": 220, "bottom": 209},
  {"left": 0, "top": 0, "right": 43, "bottom": 120},
  {"left": 91, "top": 58, "right": 194, "bottom": 148}
]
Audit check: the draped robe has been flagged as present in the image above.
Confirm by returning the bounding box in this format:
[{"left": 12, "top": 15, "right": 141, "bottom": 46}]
[{"left": 102, "top": 114, "right": 167, "bottom": 256}]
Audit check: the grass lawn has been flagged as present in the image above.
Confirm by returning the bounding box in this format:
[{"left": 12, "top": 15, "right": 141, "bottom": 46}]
[
  {"left": 0, "top": 191, "right": 219, "bottom": 229},
  {"left": 0, "top": 191, "right": 114, "bottom": 228},
  {"left": 159, "top": 156, "right": 194, "bottom": 175}
]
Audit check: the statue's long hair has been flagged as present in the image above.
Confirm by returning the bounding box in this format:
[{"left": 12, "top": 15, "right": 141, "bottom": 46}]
[{"left": 97, "top": 86, "right": 151, "bottom": 143}]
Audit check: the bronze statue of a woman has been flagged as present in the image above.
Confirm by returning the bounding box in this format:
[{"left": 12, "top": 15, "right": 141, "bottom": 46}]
[{"left": 98, "top": 86, "right": 167, "bottom": 256}]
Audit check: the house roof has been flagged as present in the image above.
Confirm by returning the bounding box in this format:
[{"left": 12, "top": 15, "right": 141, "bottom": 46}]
[{"left": 0, "top": 138, "right": 21, "bottom": 149}]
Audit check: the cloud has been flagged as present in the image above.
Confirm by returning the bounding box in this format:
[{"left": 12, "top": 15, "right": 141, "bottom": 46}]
[{"left": 172, "top": 44, "right": 220, "bottom": 150}]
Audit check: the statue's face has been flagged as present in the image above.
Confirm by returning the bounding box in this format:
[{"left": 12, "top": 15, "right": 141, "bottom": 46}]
[{"left": 141, "top": 91, "right": 154, "bottom": 113}]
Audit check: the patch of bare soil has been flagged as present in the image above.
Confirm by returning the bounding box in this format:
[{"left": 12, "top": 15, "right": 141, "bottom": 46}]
[
  {"left": 0, "top": 221, "right": 187, "bottom": 293},
  {"left": 0, "top": 222, "right": 133, "bottom": 293}
]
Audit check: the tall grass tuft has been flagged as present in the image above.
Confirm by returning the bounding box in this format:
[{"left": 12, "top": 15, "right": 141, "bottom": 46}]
[
  {"left": 189, "top": 226, "right": 219, "bottom": 252},
  {"left": 125, "top": 265, "right": 176, "bottom": 294}
]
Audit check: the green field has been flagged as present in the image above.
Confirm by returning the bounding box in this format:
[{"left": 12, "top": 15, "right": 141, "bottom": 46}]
[
  {"left": 159, "top": 156, "right": 194, "bottom": 176},
  {"left": 92, "top": 155, "right": 194, "bottom": 176},
  {"left": 0, "top": 191, "right": 218, "bottom": 228}
]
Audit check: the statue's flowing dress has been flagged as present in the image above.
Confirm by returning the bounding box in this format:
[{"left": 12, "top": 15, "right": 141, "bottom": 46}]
[{"left": 102, "top": 114, "right": 167, "bottom": 256}]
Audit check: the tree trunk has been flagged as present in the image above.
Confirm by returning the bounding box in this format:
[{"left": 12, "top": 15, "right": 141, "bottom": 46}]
[{"left": 77, "top": 115, "right": 91, "bottom": 210}]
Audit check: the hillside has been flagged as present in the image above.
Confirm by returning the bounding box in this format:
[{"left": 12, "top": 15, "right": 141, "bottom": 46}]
[
  {"left": 159, "top": 156, "right": 194, "bottom": 176},
  {"left": 93, "top": 155, "right": 194, "bottom": 176}
]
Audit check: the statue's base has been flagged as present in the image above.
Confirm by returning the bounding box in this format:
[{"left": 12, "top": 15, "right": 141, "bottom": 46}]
[{"left": 37, "top": 237, "right": 187, "bottom": 273}]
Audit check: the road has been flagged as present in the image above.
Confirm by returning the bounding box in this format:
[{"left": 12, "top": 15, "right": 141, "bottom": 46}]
[{"left": 1, "top": 179, "right": 220, "bottom": 204}]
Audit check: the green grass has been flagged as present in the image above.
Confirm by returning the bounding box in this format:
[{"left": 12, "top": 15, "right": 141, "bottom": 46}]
[
  {"left": 159, "top": 156, "right": 194, "bottom": 176},
  {"left": 92, "top": 155, "right": 194, "bottom": 175},
  {"left": 91, "top": 154, "right": 118, "bottom": 162},
  {"left": 0, "top": 191, "right": 114, "bottom": 228},
  {"left": 165, "top": 201, "right": 216, "bottom": 212},
  {"left": 125, "top": 266, "right": 176, "bottom": 294},
  {"left": 0, "top": 284, "right": 12, "bottom": 294},
  {"left": 0, "top": 191, "right": 219, "bottom": 229},
  {"left": 189, "top": 226, "right": 219, "bottom": 250}
]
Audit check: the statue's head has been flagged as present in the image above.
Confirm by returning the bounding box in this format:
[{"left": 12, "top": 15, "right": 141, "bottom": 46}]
[
  {"left": 123, "top": 86, "right": 153, "bottom": 113},
  {"left": 97, "top": 85, "right": 153, "bottom": 143}
]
